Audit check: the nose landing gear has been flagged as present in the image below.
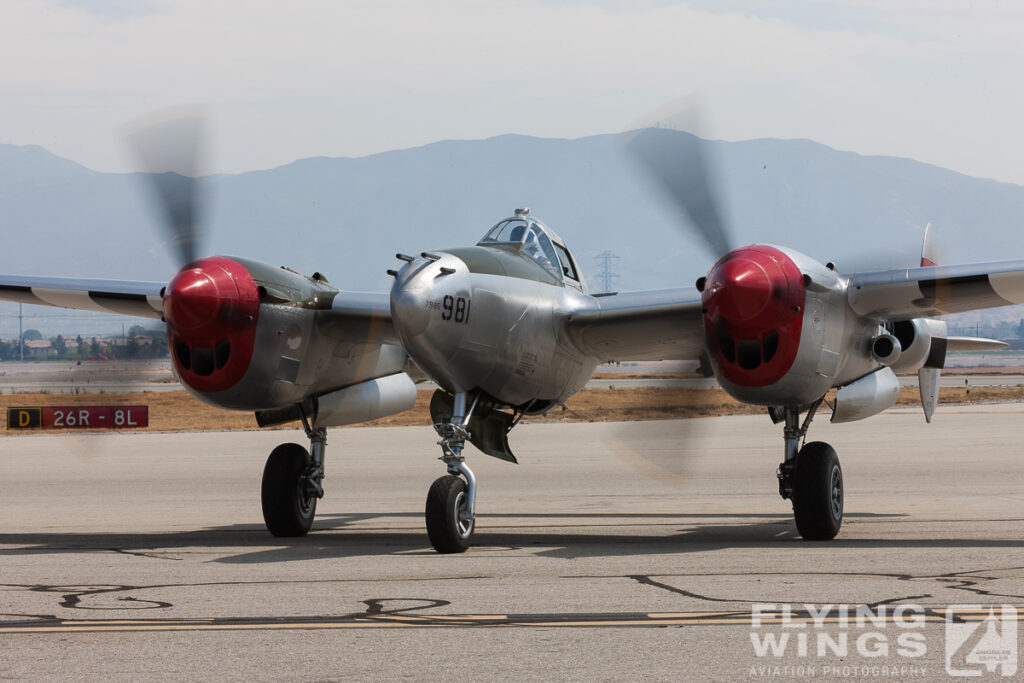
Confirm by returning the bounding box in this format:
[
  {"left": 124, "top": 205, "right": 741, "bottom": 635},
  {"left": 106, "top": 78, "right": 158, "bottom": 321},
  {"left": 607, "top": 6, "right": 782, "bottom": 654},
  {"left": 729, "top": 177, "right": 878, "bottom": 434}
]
[{"left": 426, "top": 392, "right": 479, "bottom": 553}]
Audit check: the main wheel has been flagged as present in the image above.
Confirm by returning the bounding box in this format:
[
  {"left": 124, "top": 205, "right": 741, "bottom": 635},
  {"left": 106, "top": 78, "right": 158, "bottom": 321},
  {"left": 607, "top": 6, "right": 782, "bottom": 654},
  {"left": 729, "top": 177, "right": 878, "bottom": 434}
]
[
  {"left": 425, "top": 475, "right": 474, "bottom": 554},
  {"left": 791, "top": 441, "right": 843, "bottom": 540},
  {"left": 261, "top": 443, "right": 317, "bottom": 537}
]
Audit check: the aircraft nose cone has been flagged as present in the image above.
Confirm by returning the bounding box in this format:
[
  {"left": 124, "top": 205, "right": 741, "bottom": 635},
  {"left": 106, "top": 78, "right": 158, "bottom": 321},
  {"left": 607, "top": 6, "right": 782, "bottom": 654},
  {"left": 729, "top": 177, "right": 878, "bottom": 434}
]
[
  {"left": 390, "top": 252, "right": 470, "bottom": 358},
  {"left": 163, "top": 260, "right": 237, "bottom": 331},
  {"left": 390, "top": 278, "right": 432, "bottom": 338},
  {"left": 707, "top": 257, "right": 772, "bottom": 322}
]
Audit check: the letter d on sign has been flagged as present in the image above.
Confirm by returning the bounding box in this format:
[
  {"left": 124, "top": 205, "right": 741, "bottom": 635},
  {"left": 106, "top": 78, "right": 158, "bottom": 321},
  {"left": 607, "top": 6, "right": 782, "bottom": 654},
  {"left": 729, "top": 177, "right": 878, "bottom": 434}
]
[{"left": 7, "top": 408, "right": 41, "bottom": 429}]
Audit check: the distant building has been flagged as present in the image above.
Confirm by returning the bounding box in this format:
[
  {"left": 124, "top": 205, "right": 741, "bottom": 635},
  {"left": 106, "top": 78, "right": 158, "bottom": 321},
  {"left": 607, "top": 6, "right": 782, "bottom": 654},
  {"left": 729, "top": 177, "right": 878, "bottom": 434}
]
[{"left": 23, "top": 339, "right": 54, "bottom": 358}]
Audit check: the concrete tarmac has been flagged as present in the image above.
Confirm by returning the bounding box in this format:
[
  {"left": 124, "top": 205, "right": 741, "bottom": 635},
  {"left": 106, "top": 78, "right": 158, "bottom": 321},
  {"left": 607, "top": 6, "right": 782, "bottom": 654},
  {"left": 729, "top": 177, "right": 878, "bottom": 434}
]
[{"left": 1, "top": 405, "right": 1023, "bottom": 680}]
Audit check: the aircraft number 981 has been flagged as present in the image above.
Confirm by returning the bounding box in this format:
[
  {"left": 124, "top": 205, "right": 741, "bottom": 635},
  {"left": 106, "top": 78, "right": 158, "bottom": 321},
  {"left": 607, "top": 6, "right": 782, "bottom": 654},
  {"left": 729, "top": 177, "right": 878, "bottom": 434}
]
[{"left": 441, "top": 295, "right": 470, "bottom": 323}]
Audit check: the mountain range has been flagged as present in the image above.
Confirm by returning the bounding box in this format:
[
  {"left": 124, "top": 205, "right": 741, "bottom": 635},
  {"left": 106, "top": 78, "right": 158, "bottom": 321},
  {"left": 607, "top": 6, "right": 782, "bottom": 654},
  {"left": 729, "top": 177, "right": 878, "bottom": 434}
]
[{"left": 2, "top": 131, "right": 1023, "bottom": 333}]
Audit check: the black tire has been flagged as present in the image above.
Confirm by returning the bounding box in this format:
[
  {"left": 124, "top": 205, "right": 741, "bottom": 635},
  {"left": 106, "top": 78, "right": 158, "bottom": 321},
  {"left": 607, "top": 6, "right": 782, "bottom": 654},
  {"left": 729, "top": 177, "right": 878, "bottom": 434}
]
[
  {"left": 261, "top": 443, "right": 316, "bottom": 537},
  {"left": 791, "top": 441, "right": 843, "bottom": 540},
  {"left": 425, "top": 475, "right": 473, "bottom": 554}
]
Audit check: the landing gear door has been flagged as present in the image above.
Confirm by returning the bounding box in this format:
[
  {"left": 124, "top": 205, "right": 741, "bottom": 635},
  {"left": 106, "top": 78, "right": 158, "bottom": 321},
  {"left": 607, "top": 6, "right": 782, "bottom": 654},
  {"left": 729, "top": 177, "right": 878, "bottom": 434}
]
[{"left": 430, "top": 390, "right": 517, "bottom": 463}]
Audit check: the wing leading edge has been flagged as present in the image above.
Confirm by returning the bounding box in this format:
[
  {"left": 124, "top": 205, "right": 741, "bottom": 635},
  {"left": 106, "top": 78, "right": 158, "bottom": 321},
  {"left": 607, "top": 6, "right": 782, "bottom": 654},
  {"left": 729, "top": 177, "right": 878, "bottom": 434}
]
[
  {"left": 0, "top": 274, "right": 165, "bottom": 319},
  {"left": 565, "top": 288, "right": 705, "bottom": 362},
  {"left": 848, "top": 259, "right": 1024, "bottom": 320}
]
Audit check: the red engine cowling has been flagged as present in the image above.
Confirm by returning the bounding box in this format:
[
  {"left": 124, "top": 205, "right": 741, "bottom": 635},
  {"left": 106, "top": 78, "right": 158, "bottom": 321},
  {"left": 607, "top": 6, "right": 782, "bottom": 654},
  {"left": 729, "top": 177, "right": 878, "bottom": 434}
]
[
  {"left": 701, "top": 245, "right": 806, "bottom": 387},
  {"left": 162, "top": 256, "right": 260, "bottom": 394}
]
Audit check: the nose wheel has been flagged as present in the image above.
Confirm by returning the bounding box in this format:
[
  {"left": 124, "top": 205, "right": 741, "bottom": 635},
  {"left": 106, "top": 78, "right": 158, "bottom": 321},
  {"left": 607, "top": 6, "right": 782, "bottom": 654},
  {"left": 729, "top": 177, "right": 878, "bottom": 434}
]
[{"left": 425, "top": 475, "right": 475, "bottom": 553}]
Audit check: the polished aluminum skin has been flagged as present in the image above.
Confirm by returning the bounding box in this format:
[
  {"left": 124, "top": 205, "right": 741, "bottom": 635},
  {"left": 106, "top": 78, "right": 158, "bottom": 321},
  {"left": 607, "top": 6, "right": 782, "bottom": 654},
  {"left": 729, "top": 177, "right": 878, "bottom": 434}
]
[
  {"left": 180, "top": 257, "right": 407, "bottom": 412},
  {"left": 391, "top": 243, "right": 597, "bottom": 410}
]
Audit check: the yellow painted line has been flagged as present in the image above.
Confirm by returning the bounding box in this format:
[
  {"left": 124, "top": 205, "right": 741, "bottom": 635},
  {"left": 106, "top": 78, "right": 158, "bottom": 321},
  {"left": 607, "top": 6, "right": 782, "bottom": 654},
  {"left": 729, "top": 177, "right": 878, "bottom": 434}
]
[
  {"left": 0, "top": 617, "right": 743, "bottom": 633},
  {"left": 3, "top": 607, "right": 1022, "bottom": 634},
  {"left": 0, "top": 621, "right": 428, "bottom": 634}
]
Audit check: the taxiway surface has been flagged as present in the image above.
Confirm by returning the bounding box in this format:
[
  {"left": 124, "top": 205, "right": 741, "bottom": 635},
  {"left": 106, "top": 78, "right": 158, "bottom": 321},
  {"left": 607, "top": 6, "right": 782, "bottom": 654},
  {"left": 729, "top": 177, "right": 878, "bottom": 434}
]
[{"left": 1, "top": 405, "right": 1023, "bottom": 680}]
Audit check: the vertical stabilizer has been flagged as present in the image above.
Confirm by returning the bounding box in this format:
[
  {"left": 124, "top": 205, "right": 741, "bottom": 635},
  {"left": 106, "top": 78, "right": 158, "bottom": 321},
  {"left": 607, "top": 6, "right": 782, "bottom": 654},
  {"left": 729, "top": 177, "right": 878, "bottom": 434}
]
[
  {"left": 919, "top": 224, "right": 941, "bottom": 422},
  {"left": 921, "top": 223, "right": 938, "bottom": 267},
  {"left": 918, "top": 366, "right": 940, "bottom": 423}
]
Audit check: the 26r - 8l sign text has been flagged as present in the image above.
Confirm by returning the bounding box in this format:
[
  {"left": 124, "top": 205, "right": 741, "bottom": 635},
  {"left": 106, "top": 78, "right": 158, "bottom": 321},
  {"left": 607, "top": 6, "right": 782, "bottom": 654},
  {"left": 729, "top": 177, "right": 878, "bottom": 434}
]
[{"left": 7, "top": 406, "right": 148, "bottom": 430}]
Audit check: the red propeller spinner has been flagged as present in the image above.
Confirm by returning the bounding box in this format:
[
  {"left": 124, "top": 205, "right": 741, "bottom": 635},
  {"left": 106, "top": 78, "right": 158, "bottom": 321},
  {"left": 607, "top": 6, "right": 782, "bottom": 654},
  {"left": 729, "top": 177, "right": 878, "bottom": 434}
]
[
  {"left": 701, "top": 245, "right": 805, "bottom": 387},
  {"left": 162, "top": 256, "right": 260, "bottom": 393}
]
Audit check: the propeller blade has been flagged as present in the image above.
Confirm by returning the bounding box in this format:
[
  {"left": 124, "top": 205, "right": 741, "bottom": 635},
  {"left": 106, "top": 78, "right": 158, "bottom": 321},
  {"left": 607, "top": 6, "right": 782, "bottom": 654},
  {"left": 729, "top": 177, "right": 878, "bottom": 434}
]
[
  {"left": 621, "top": 124, "right": 733, "bottom": 260},
  {"left": 124, "top": 108, "right": 206, "bottom": 267}
]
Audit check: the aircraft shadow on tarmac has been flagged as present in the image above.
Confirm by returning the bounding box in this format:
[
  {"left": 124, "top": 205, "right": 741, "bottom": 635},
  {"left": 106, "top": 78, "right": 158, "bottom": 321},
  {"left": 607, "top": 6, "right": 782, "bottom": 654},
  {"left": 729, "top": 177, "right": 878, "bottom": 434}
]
[{"left": 7, "top": 509, "right": 1024, "bottom": 563}]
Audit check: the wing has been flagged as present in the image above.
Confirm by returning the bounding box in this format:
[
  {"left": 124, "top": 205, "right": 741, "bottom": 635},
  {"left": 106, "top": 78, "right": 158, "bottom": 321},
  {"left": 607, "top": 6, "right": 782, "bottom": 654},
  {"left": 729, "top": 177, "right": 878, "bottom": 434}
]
[
  {"left": 320, "top": 291, "right": 398, "bottom": 346},
  {"left": 0, "top": 274, "right": 164, "bottom": 319},
  {"left": 565, "top": 288, "right": 705, "bottom": 361},
  {"left": 848, "top": 259, "right": 1024, "bottom": 319},
  {"left": 0, "top": 274, "right": 399, "bottom": 349}
]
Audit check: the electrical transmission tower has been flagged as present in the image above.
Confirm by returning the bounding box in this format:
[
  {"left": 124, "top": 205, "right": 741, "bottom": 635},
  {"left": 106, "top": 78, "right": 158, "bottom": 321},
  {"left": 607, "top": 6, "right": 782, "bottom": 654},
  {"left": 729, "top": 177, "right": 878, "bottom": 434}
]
[{"left": 593, "top": 251, "right": 620, "bottom": 293}]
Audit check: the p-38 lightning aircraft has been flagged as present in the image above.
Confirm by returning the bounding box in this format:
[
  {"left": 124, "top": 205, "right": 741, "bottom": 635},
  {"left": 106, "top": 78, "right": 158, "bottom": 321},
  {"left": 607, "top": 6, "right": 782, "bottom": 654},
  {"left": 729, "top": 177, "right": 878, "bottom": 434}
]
[{"left": 1, "top": 123, "right": 1020, "bottom": 553}]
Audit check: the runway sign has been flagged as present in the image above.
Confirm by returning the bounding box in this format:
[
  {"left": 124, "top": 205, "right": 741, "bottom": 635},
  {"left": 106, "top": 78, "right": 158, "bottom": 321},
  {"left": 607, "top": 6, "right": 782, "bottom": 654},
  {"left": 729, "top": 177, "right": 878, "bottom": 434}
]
[{"left": 7, "top": 406, "right": 148, "bottom": 430}]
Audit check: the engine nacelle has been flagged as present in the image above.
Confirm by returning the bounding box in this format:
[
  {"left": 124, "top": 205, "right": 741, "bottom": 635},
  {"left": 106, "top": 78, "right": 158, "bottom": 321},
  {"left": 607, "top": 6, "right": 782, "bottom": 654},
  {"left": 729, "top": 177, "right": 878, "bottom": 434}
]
[
  {"left": 702, "top": 244, "right": 846, "bottom": 406},
  {"left": 889, "top": 318, "right": 947, "bottom": 374},
  {"left": 702, "top": 243, "right": 955, "bottom": 411},
  {"left": 166, "top": 255, "right": 408, "bottom": 412},
  {"left": 831, "top": 366, "right": 901, "bottom": 423},
  {"left": 165, "top": 255, "right": 338, "bottom": 406}
]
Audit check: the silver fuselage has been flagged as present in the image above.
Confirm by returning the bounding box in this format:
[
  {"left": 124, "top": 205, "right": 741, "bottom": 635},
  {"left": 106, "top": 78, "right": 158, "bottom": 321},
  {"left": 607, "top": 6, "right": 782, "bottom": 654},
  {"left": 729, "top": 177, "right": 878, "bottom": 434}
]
[{"left": 391, "top": 246, "right": 597, "bottom": 411}]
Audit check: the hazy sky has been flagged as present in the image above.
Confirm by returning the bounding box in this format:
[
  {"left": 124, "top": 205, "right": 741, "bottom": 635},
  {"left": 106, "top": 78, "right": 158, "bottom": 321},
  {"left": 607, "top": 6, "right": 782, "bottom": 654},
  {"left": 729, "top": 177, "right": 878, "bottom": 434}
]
[{"left": 6, "top": 0, "right": 1024, "bottom": 184}]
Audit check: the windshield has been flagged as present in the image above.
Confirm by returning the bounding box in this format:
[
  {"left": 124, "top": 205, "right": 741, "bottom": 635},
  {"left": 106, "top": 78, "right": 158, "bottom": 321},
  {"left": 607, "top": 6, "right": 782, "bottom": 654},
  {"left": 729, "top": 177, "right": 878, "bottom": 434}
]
[
  {"left": 482, "top": 218, "right": 530, "bottom": 243},
  {"left": 480, "top": 218, "right": 561, "bottom": 278}
]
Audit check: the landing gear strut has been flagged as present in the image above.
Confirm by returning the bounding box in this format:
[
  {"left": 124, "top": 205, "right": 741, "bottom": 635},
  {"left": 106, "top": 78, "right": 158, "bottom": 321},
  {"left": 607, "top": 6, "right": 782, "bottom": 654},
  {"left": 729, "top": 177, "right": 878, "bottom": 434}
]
[
  {"left": 261, "top": 414, "right": 326, "bottom": 537},
  {"left": 775, "top": 401, "right": 843, "bottom": 540},
  {"left": 425, "top": 391, "right": 479, "bottom": 553}
]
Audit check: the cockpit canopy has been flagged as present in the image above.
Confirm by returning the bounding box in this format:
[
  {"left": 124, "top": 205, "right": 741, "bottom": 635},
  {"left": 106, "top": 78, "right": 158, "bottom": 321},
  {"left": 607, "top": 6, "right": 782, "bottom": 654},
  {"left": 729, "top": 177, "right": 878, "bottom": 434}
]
[{"left": 478, "top": 211, "right": 584, "bottom": 290}]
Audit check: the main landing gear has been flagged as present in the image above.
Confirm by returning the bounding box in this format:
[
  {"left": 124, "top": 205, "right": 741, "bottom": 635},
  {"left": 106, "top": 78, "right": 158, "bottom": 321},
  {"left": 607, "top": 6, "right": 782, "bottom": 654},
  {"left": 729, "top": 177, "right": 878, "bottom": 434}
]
[
  {"left": 774, "top": 401, "right": 843, "bottom": 540},
  {"left": 261, "top": 415, "right": 326, "bottom": 537},
  {"left": 426, "top": 391, "right": 479, "bottom": 553}
]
